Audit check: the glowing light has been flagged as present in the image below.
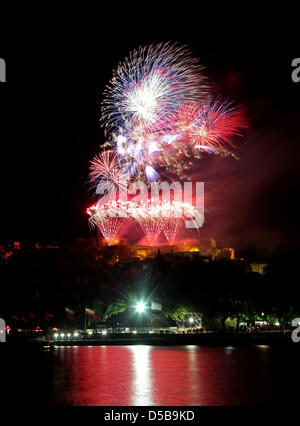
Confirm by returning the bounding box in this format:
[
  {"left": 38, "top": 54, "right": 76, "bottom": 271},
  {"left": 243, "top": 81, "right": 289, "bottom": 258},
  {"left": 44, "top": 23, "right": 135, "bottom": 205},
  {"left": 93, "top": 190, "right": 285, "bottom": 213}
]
[
  {"left": 87, "top": 200, "right": 127, "bottom": 245},
  {"left": 99, "top": 43, "right": 213, "bottom": 179},
  {"left": 117, "top": 134, "right": 127, "bottom": 144},
  {"left": 87, "top": 199, "right": 202, "bottom": 246},
  {"left": 101, "top": 42, "right": 208, "bottom": 135},
  {"left": 148, "top": 141, "right": 160, "bottom": 154},
  {"left": 129, "top": 345, "right": 153, "bottom": 405},
  {"left": 136, "top": 302, "right": 145, "bottom": 313},
  {"left": 145, "top": 165, "right": 160, "bottom": 181}
]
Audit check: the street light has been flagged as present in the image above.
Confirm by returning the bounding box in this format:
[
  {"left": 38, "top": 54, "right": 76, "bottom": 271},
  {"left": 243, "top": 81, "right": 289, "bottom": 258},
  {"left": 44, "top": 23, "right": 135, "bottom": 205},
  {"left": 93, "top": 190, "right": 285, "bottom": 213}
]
[
  {"left": 136, "top": 301, "right": 145, "bottom": 314},
  {"left": 189, "top": 318, "right": 194, "bottom": 324}
]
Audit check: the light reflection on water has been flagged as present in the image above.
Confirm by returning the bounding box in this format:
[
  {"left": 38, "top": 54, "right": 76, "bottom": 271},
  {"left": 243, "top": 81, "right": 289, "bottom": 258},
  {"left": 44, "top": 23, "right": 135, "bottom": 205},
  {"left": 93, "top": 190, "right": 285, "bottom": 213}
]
[
  {"left": 48, "top": 345, "right": 277, "bottom": 406},
  {"left": 129, "top": 345, "right": 153, "bottom": 405}
]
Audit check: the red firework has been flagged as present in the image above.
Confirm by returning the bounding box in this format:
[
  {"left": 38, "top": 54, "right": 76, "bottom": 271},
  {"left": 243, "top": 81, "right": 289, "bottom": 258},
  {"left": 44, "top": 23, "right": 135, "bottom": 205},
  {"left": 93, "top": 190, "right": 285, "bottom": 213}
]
[
  {"left": 97, "top": 217, "right": 123, "bottom": 245},
  {"left": 162, "top": 220, "right": 178, "bottom": 245},
  {"left": 89, "top": 150, "right": 119, "bottom": 181},
  {"left": 176, "top": 98, "right": 247, "bottom": 149},
  {"left": 138, "top": 218, "right": 163, "bottom": 246},
  {"left": 89, "top": 150, "right": 128, "bottom": 196},
  {"left": 87, "top": 200, "right": 127, "bottom": 245}
]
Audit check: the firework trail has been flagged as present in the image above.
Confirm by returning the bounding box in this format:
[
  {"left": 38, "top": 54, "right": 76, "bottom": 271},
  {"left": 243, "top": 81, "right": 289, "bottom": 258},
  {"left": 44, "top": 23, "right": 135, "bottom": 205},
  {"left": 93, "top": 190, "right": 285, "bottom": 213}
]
[
  {"left": 97, "top": 217, "right": 123, "bottom": 245},
  {"left": 87, "top": 197, "right": 204, "bottom": 246},
  {"left": 101, "top": 42, "right": 208, "bottom": 134},
  {"left": 129, "top": 199, "right": 203, "bottom": 245},
  {"left": 86, "top": 42, "right": 247, "bottom": 244},
  {"left": 89, "top": 150, "right": 129, "bottom": 197},
  {"left": 123, "top": 199, "right": 161, "bottom": 245},
  {"left": 101, "top": 42, "right": 209, "bottom": 180},
  {"left": 104, "top": 96, "right": 246, "bottom": 181},
  {"left": 162, "top": 200, "right": 204, "bottom": 243},
  {"left": 162, "top": 220, "right": 178, "bottom": 245},
  {"left": 137, "top": 217, "right": 163, "bottom": 245},
  {"left": 97, "top": 43, "right": 247, "bottom": 181},
  {"left": 175, "top": 98, "right": 247, "bottom": 149},
  {"left": 87, "top": 200, "right": 129, "bottom": 245}
]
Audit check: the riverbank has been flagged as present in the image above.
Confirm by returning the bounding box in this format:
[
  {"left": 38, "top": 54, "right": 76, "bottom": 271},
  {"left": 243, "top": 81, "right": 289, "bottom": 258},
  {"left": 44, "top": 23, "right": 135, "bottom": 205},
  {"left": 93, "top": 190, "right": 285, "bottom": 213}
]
[
  {"left": 5, "top": 331, "right": 297, "bottom": 348},
  {"left": 46, "top": 331, "right": 295, "bottom": 347}
]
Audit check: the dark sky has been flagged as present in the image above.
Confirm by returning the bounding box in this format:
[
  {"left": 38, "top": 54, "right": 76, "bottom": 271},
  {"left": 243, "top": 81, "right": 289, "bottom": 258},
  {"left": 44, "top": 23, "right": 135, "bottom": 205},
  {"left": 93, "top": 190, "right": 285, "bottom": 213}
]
[{"left": 1, "top": 5, "right": 299, "bottom": 259}]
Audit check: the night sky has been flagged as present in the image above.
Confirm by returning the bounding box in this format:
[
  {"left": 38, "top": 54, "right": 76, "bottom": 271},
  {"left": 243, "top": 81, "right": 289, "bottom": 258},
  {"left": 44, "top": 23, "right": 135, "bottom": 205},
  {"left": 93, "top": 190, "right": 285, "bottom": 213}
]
[{"left": 1, "top": 6, "right": 299, "bottom": 259}]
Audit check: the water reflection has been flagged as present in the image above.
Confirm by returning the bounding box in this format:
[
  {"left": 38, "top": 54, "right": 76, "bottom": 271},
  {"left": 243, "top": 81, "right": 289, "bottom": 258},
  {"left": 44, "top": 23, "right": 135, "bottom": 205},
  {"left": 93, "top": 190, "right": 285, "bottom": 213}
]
[
  {"left": 129, "top": 345, "right": 153, "bottom": 405},
  {"left": 48, "top": 345, "right": 277, "bottom": 406},
  {"left": 187, "top": 346, "right": 200, "bottom": 404},
  {"left": 225, "top": 345, "right": 235, "bottom": 354}
]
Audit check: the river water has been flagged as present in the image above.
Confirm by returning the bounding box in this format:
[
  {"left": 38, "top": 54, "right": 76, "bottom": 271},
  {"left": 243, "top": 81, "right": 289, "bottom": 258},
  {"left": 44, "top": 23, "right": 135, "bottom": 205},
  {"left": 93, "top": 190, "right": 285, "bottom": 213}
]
[{"left": 33, "top": 344, "right": 298, "bottom": 406}]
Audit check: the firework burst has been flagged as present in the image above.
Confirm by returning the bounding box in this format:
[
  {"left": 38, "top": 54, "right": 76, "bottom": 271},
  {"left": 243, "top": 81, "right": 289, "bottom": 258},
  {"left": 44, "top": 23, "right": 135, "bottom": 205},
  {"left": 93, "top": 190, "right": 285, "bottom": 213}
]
[
  {"left": 176, "top": 98, "right": 247, "bottom": 149},
  {"left": 86, "top": 42, "right": 247, "bottom": 244},
  {"left": 89, "top": 150, "right": 129, "bottom": 197},
  {"left": 101, "top": 42, "right": 208, "bottom": 135},
  {"left": 100, "top": 42, "right": 210, "bottom": 180},
  {"left": 129, "top": 199, "right": 203, "bottom": 245},
  {"left": 87, "top": 200, "right": 129, "bottom": 245}
]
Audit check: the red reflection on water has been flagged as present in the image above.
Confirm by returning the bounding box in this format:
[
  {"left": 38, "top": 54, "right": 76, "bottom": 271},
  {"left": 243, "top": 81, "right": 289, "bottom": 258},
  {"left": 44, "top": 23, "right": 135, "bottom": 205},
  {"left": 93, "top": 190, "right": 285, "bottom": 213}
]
[
  {"left": 49, "top": 345, "right": 273, "bottom": 406},
  {"left": 50, "top": 346, "right": 133, "bottom": 405},
  {"left": 149, "top": 345, "right": 273, "bottom": 405}
]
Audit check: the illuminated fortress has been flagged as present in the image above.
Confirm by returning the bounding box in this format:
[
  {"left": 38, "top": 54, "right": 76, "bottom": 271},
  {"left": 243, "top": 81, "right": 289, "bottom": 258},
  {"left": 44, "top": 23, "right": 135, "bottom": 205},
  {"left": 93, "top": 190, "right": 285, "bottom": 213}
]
[{"left": 125, "top": 244, "right": 235, "bottom": 261}]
